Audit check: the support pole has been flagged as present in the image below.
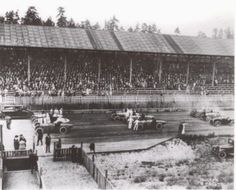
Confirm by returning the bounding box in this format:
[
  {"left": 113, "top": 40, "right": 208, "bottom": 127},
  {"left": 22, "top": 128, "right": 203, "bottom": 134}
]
[
  {"left": 186, "top": 61, "right": 190, "bottom": 85},
  {"left": 64, "top": 54, "right": 67, "bottom": 82},
  {"left": 98, "top": 58, "right": 101, "bottom": 86},
  {"left": 129, "top": 57, "right": 133, "bottom": 86},
  {"left": 27, "top": 54, "right": 30, "bottom": 84},
  {"left": 211, "top": 59, "right": 216, "bottom": 87},
  {"left": 158, "top": 56, "right": 162, "bottom": 83}
]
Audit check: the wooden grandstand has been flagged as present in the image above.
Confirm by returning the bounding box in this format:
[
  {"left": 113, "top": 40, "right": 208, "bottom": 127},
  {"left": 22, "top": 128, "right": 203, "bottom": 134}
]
[{"left": 0, "top": 23, "right": 234, "bottom": 96}]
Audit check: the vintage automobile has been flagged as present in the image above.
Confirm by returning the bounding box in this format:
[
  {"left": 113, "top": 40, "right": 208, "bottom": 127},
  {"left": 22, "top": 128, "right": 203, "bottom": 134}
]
[
  {"left": 190, "top": 109, "right": 220, "bottom": 121},
  {"left": 212, "top": 138, "right": 234, "bottom": 159},
  {"left": 136, "top": 117, "right": 166, "bottom": 130},
  {"left": 210, "top": 116, "right": 234, "bottom": 127},
  {"left": 111, "top": 109, "right": 155, "bottom": 122},
  {"left": 0, "top": 104, "right": 33, "bottom": 119},
  {"left": 111, "top": 109, "right": 135, "bottom": 121},
  {"left": 32, "top": 114, "right": 73, "bottom": 134}
]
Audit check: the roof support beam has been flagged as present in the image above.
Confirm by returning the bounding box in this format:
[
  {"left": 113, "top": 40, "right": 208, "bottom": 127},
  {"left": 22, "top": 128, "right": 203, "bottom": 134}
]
[{"left": 64, "top": 53, "right": 67, "bottom": 83}]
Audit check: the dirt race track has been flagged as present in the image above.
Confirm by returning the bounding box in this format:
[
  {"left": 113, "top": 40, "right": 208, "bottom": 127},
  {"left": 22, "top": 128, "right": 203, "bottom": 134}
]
[{"left": 52, "top": 111, "right": 234, "bottom": 144}]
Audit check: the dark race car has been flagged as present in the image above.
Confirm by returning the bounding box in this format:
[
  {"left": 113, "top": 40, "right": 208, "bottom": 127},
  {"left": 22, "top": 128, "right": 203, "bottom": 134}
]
[
  {"left": 0, "top": 105, "right": 33, "bottom": 119},
  {"left": 210, "top": 116, "right": 234, "bottom": 127},
  {"left": 212, "top": 138, "right": 234, "bottom": 159},
  {"left": 136, "top": 118, "right": 166, "bottom": 131},
  {"left": 190, "top": 109, "right": 220, "bottom": 121},
  {"left": 32, "top": 114, "right": 73, "bottom": 134}
]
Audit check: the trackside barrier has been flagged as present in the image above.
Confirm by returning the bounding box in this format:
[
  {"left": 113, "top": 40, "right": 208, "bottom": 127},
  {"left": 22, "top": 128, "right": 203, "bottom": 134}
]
[
  {"left": 81, "top": 150, "right": 114, "bottom": 189},
  {"left": 53, "top": 147, "right": 81, "bottom": 162}
]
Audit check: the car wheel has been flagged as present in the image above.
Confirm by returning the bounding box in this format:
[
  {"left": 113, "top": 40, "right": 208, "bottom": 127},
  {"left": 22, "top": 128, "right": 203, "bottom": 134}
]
[
  {"left": 218, "top": 151, "right": 227, "bottom": 159},
  {"left": 214, "top": 120, "right": 221, "bottom": 127},
  {"left": 229, "top": 120, "right": 234, "bottom": 126},
  {"left": 36, "top": 127, "right": 44, "bottom": 134},
  {"left": 59, "top": 126, "right": 68, "bottom": 134},
  {"left": 156, "top": 123, "right": 163, "bottom": 130}
]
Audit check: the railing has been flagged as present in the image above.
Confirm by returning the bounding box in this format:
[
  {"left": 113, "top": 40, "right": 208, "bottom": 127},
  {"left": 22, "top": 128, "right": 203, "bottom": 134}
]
[
  {"left": 81, "top": 150, "right": 114, "bottom": 189},
  {"left": 3, "top": 150, "right": 31, "bottom": 158},
  {"left": 0, "top": 158, "right": 3, "bottom": 190},
  {"left": 53, "top": 147, "right": 81, "bottom": 161}
]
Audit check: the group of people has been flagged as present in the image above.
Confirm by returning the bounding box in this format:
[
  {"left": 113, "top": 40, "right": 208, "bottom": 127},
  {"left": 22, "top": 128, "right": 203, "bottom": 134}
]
[
  {"left": 0, "top": 51, "right": 233, "bottom": 97},
  {"left": 37, "top": 131, "right": 51, "bottom": 153},
  {"left": 13, "top": 134, "right": 27, "bottom": 150},
  {"left": 37, "top": 108, "right": 63, "bottom": 124}
]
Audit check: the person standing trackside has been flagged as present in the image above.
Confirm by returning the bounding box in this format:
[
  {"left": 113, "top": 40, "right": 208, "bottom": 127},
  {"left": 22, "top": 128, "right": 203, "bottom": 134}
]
[
  {"left": 37, "top": 129, "right": 43, "bottom": 146},
  {"left": 6, "top": 116, "right": 11, "bottom": 129},
  {"left": 14, "top": 135, "right": 19, "bottom": 150},
  {"left": 45, "top": 133, "right": 51, "bottom": 153}
]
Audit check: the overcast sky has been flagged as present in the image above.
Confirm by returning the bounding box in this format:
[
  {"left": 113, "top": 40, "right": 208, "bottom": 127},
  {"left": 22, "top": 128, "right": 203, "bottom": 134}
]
[{"left": 0, "top": 0, "right": 235, "bottom": 36}]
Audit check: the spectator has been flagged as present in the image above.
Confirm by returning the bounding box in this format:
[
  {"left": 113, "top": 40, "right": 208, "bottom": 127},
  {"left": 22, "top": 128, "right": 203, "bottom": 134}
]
[
  {"left": 45, "top": 133, "right": 51, "bottom": 153},
  {"left": 37, "top": 130, "right": 43, "bottom": 146},
  {"left": 14, "top": 135, "right": 19, "bottom": 150}
]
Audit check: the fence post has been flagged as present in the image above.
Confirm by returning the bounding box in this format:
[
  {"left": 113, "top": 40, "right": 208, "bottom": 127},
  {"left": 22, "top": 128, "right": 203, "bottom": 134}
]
[
  {"left": 92, "top": 154, "right": 95, "bottom": 177},
  {"left": 105, "top": 170, "right": 108, "bottom": 189}
]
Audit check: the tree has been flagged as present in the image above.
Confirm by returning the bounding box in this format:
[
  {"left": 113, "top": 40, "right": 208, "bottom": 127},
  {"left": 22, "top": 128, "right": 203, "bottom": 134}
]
[
  {"left": 127, "top": 26, "right": 134, "bottom": 32},
  {"left": 218, "top": 28, "right": 223, "bottom": 39},
  {"left": 21, "top": 6, "right": 42, "bottom": 25},
  {"left": 68, "top": 18, "right": 76, "bottom": 28},
  {"left": 141, "top": 23, "right": 148, "bottom": 33},
  {"left": 104, "top": 16, "right": 119, "bottom": 31},
  {"left": 174, "top": 27, "right": 180, "bottom": 35},
  {"left": 92, "top": 22, "right": 101, "bottom": 30},
  {"left": 224, "top": 27, "right": 234, "bottom": 39},
  {"left": 43, "top": 17, "right": 55, "bottom": 26},
  {"left": 134, "top": 24, "right": 140, "bottom": 32},
  {"left": 5, "top": 10, "right": 19, "bottom": 24},
  {"left": 212, "top": 28, "right": 218, "bottom": 39},
  {"left": 56, "top": 7, "right": 67, "bottom": 27},
  {"left": 198, "top": 31, "right": 207, "bottom": 38},
  {"left": 80, "top": 19, "right": 92, "bottom": 29},
  {"left": 0, "top": 16, "right": 4, "bottom": 23}
]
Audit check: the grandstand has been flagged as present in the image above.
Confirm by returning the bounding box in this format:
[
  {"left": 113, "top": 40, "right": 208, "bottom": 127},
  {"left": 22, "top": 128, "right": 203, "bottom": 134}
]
[{"left": 0, "top": 23, "right": 234, "bottom": 97}]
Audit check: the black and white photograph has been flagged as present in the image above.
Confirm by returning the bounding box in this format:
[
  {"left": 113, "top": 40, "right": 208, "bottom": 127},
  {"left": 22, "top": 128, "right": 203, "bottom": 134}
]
[{"left": 0, "top": 0, "right": 234, "bottom": 189}]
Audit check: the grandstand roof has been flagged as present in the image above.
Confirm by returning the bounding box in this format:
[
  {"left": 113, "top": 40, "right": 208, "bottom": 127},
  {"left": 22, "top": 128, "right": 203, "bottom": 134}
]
[{"left": 0, "top": 24, "right": 234, "bottom": 56}]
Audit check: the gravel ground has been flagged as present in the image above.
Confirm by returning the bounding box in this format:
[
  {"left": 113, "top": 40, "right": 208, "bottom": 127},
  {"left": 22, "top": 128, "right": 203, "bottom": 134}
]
[
  {"left": 94, "top": 138, "right": 234, "bottom": 190},
  {"left": 39, "top": 157, "right": 98, "bottom": 190}
]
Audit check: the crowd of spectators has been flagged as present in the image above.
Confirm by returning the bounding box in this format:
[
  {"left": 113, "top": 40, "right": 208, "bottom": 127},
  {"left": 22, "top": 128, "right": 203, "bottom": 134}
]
[{"left": 0, "top": 51, "right": 234, "bottom": 96}]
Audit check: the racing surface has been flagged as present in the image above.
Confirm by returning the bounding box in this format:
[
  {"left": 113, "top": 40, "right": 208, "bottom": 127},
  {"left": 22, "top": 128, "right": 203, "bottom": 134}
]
[{"left": 51, "top": 111, "right": 234, "bottom": 144}]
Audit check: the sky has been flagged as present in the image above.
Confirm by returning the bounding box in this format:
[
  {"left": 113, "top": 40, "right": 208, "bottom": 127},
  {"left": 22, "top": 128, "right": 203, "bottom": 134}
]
[{"left": 0, "top": 0, "right": 235, "bottom": 36}]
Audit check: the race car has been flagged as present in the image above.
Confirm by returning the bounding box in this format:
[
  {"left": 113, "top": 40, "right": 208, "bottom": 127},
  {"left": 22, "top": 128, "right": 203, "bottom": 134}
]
[
  {"left": 190, "top": 109, "right": 220, "bottom": 121},
  {"left": 0, "top": 104, "right": 33, "bottom": 119},
  {"left": 111, "top": 109, "right": 135, "bottom": 122},
  {"left": 210, "top": 116, "right": 234, "bottom": 127},
  {"left": 212, "top": 138, "right": 234, "bottom": 159},
  {"left": 32, "top": 114, "right": 73, "bottom": 134},
  {"left": 135, "top": 118, "right": 166, "bottom": 130}
]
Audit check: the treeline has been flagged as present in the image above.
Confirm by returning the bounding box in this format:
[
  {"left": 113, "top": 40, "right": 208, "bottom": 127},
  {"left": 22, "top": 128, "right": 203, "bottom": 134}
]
[{"left": 0, "top": 6, "right": 234, "bottom": 39}]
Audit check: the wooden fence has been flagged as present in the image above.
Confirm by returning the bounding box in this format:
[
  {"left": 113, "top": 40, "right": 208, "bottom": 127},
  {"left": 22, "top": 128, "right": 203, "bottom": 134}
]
[
  {"left": 3, "top": 150, "right": 31, "bottom": 158},
  {"left": 53, "top": 144, "right": 114, "bottom": 189},
  {"left": 81, "top": 150, "right": 114, "bottom": 189}
]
